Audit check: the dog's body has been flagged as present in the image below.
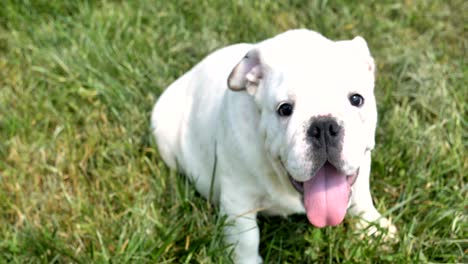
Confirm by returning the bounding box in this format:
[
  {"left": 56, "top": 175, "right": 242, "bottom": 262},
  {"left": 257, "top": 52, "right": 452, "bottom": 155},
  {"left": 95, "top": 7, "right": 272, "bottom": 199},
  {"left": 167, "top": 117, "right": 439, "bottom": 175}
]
[{"left": 152, "top": 29, "right": 395, "bottom": 263}]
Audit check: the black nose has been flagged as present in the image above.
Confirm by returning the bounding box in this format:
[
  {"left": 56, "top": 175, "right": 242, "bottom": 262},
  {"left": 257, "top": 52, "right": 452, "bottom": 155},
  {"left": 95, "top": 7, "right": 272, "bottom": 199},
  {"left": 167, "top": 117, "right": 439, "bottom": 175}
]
[{"left": 307, "top": 117, "right": 342, "bottom": 149}]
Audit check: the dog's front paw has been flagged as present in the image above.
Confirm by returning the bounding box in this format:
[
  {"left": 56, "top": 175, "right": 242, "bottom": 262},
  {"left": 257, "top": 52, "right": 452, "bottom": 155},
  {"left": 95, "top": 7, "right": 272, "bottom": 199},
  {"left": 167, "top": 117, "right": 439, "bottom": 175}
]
[
  {"left": 235, "top": 255, "right": 262, "bottom": 264},
  {"left": 371, "top": 217, "right": 398, "bottom": 242},
  {"left": 378, "top": 217, "right": 397, "bottom": 241},
  {"left": 357, "top": 217, "right": 398, "bottom": 242}
]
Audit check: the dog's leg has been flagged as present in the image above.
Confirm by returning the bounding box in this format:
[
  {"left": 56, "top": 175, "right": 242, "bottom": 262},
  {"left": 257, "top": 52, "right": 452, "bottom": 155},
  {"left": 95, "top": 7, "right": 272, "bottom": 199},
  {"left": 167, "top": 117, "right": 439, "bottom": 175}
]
[
  {"left": 348, "top": 152, "right": 397, "bottom": 240},
  {"left": 220, "top": 191, "right": 262, "bottom": 264}
]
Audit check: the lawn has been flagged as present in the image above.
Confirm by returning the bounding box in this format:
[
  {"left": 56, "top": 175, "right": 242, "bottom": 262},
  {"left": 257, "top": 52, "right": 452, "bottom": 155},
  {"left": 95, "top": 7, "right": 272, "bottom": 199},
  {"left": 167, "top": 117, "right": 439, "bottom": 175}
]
[{"left": 0, "top": 0, "right": 466, "bottom": 263}]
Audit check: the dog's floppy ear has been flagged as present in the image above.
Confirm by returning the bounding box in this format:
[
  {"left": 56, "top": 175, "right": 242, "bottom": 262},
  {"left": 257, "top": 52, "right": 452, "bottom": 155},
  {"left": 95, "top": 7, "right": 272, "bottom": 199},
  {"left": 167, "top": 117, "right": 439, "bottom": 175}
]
[
  {"left": 352, "top": 36, "right": 375, "bottom": 74},
  {"left": 228, "top": 49, "right": 262, "bottom": 95}
]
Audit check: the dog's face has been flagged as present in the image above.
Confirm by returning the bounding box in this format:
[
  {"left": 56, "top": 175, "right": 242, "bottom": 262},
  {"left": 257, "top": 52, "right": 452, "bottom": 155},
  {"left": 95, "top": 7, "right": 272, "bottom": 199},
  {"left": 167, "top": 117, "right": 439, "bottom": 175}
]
[{"left": 228, "top": 30, "right": 377, "bottom": 227}]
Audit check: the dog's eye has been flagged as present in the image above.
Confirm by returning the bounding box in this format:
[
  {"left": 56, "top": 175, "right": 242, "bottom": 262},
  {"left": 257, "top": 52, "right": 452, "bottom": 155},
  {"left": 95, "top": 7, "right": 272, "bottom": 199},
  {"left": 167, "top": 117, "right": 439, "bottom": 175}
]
[
  {"left": 349, "top": 94, "right": 364, "bottom": 107},
  {"left": 277, "top": 102, "right": 294, "bottom": 117}
]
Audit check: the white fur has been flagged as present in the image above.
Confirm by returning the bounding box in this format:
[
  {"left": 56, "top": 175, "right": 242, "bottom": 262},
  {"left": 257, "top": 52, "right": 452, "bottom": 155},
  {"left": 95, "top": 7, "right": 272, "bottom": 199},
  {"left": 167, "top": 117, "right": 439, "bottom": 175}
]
[{"left": 151, "top": 29, "right": 396, "bottom": 264}]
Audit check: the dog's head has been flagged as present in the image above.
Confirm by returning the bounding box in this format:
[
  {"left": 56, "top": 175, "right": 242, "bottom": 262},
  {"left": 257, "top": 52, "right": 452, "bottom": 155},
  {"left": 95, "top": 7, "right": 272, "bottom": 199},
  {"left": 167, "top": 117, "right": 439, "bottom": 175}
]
[{"left": 228, "top": 30, "right": 377, "bottom": 227}]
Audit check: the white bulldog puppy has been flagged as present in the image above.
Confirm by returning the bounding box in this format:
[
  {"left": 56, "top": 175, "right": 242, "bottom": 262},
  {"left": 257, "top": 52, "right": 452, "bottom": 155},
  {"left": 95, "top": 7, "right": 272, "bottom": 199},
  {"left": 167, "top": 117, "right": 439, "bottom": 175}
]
[{"left": 151, "top": 29, "right": 396, "bottom": 263}]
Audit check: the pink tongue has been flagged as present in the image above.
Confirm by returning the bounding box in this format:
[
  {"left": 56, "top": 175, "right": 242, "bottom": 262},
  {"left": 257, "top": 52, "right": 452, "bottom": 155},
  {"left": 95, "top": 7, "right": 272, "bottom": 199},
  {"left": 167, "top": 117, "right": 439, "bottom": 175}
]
[{"left": 304, "top": 163, "right": 350, "bottom": 228}]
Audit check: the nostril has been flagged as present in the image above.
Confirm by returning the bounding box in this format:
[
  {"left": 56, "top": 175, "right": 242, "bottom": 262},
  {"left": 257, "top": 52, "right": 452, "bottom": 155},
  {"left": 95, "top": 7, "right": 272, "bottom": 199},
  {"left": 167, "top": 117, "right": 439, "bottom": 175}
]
[
  {"left": 328, "top": 123, "right": 340, "bottom": 137},
  {"left": 309, "top": 126, "right": 321, "bottom": 139}
]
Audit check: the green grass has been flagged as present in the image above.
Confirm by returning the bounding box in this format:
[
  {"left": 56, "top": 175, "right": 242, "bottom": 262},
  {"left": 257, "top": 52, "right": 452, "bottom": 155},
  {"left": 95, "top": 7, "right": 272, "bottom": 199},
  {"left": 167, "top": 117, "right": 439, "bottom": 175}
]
[{"left": 0, "top": 0, "right": 466, "bottom": 263}]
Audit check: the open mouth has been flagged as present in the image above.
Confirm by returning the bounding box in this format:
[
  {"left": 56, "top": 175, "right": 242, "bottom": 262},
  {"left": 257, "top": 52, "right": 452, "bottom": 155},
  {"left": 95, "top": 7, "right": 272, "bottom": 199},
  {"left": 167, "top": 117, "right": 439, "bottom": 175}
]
[
  {"left": 286, "top": 161, "right": 359, "bottom": 228},
  {"left": 288, "top": 162, "right": 358, "bottom": 194}
]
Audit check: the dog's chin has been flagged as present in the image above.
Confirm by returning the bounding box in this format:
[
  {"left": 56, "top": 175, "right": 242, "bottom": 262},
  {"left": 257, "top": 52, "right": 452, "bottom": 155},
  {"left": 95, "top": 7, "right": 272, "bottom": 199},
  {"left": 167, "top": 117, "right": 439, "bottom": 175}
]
[{"left": 288, "top": 162, "right": 359, "bottom": 194}]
